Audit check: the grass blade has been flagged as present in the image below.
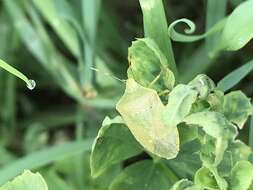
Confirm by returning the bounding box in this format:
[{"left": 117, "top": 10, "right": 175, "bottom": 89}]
[
  {"left": 32, "top": 0, "right": 79, "bottom": 57},
  {"left": 0, "top": 139, "right": 93, "bottom": 185},
  {"left": 81, "top": 0, "right": 101, "bottom": 88},
  {"left": 217, "top": 59, "right": 253, "bottom": 92},
  {"left": 0, "top": 59, "right": 35, "bottom": 89}
]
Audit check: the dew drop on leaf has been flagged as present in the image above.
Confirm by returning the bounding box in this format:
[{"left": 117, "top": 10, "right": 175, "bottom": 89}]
[{"left": 26, "top": 79, "right": 36, "bottom": 90}]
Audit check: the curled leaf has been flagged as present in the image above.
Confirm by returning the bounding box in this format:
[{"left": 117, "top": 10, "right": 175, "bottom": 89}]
[{"left": 116, "top": 79, "right": 179, "bottom": 159}]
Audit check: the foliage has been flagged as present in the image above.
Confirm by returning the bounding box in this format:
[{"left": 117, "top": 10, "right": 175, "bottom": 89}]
[
  {"left": 0, "top": 170, "right": 48, "bottom": 190},
  {"left": 1, "top": 0, "right": 253, "bottom": 190},
  {"left": 90, "top": 0, "right": 253, "bottom": 190}
]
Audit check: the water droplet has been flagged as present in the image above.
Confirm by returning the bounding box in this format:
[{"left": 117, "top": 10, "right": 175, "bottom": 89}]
[{"left": 26, "top": 79, "right": 36, "bottom": 90}]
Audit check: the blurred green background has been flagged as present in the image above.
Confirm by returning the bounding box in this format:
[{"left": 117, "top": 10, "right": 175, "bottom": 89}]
[{"left": 0, "top": 0, "right": 252, "bottom": 189}]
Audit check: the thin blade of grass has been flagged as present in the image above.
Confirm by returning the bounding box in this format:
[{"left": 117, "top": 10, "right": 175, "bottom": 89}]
[
  {"left": 0, "top": 139, "right": 93, "bottom": 185},
  {"left": 81, "top": 0, "right": 101, "bottom": 88},
  {"left": 217, "top": 59, "right": 253, "bottom": 92},
  {"left": 32, "top": 0, "right": 79, "bottom": 57}
]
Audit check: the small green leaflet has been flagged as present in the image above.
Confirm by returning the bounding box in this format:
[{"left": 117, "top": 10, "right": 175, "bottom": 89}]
[
  {"left": 194, "top": 167, "right": 227, "bottom": 190},
  {"left": 90, "top": 116, "right": 142, "bottom": 177},
  {"left": 184, "top": 111, "right": 237, "bottom": 166},
  {"left": 163, "top": 84, "right": 198, "bottom": 126},
  {"left": 116, "top": 78, "right": 179, "bottom": 159},
  {"left": 230, "top": 161, "right": 253, "bottom": 190},
  {"left": 223, "top": 91, "right": 253, "bottom": 129},
  {"left": 0, "top": 170, "right": 48, "bottom": 190}
]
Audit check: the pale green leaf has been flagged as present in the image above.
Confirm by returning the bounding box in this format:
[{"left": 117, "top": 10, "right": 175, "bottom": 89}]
[
  {"left": 110, "top": 160, "right": 171, "bottom": 190},
  {"left": 116, "top": 79, "right": 179, "bottom": 159},
  {"left": 220, "top": 0, "right": 253, "bottom": 51},
  {"left": 90, "top": 116, "right": 142, "bottom": 178},
  {"left": 163, "top": 84, "right": 198, "bottom": 126},
  {"left": 195, "top": 167, "right": 227, "bottom": 190},
  {"left": 184, "top": 111, "right": 235, "bottom": 139},
  {"left": 184, "top": 111, "right": 237, "bottom": 165},
  {"left": 0, "top": 170, "right": 48, "bottom": 190},
  {"left": 223, "top": 91, "right": 253, "bottom": 129},
  {"left": 218, "top": 140, "right": 251, "bottom": 176},
  {"left": 230, "top": 161, "right": 253, "bottom": 190}
]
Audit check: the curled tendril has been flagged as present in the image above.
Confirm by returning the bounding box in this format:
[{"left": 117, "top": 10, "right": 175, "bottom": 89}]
[{"left": 168, "top": 18, "right": 227, "bottom": 43}]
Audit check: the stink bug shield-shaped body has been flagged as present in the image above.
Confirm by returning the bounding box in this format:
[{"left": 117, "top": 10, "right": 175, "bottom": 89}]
[{"left": 116, "top": 78, "right": 179, "bottom": 159}]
